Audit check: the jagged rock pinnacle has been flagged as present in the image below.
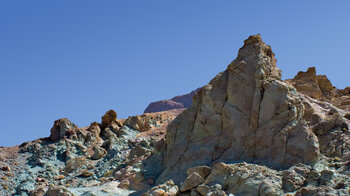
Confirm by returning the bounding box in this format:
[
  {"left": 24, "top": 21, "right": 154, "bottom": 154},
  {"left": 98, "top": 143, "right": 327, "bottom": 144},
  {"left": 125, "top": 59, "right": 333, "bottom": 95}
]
[{"left": 156, "top": 35, "right": 319, "bottom": 184}]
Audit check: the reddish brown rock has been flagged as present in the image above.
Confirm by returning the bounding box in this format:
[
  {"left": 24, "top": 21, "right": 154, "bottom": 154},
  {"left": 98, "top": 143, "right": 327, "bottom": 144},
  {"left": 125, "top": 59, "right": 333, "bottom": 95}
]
[
  {"left": 144, "top": 88, "right": 200, "bottom": 113},
  {"left": 101, "top": 110, "right": 118, "bottom": 128},
  {"left": 49, "top": 118, "right": 76, "bottom": 141}
]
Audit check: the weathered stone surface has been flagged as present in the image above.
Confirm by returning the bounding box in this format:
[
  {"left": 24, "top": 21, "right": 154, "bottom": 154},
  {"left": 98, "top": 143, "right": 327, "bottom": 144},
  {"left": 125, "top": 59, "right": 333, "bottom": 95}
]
[
  {"left": 288, "top": 67, "right": 350, "bottom": 112},
  {"left": 302, "top": 95, "right": 350, "bottom": 161},
  {"left": 187, "top": 166, "right": 211, "bottom": 179},
  {"left": 30, "top": 187, "right": 46, "bottom": 196},
  {"left": 282, "top": 166, "right": 309, "bottom": 192},
  {"left": 101, "top": 110, "right": 118, "bottom": 128},
  {"left": 64, "top": 156, "right": 87, "bottom": 173},
  {"left": 90, "top": 145, "right": 107, "bottom": 160},
  {"left": 124, "top": 110, "right": 181, "bottom": 133},
  {"left": 175, "top": 162, "right": 283, "bottom": 196},
  {"left": 157, "top": 34, "right": 320, "bottom": 183},
  {"left": 142, "top": 180, "right": 179, "bottom": 196},
  {"left": 44, "top": 186, "right": 74, "bottom": 196},
  {"left": 288, "top": 67, "right": 336, "bottom": 100},
  {"left": 49, "top": 118, "right": 76, "bottom": 141},
  {"left": 180, "top": 172, "right": 204, "bottom": 192},
  {"left": 124, "top": 115, "right": 152, "bottom": 132}
]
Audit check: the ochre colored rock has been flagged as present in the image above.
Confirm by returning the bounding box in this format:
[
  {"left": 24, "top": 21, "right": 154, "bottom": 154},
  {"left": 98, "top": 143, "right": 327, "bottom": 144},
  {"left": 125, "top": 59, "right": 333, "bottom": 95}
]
[
  {"left": 287, "top": 67, "right": 336, "bottom": 100},
  {"left": 101, "top": 110, "right": 118, "bottom": 128}
]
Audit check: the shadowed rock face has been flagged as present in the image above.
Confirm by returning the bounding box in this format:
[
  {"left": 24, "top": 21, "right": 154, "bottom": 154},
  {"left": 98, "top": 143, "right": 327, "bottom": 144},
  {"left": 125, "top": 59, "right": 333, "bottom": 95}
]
[
  {"left": 144, "top": 88, "right": 201, "bottom": 113},
  {"left": 157, "top": 34, "right": 320, "bottom": 183}
]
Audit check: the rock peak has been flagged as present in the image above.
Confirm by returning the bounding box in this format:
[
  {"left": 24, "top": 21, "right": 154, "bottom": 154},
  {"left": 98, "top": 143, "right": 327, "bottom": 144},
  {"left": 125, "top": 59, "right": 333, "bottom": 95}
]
[
  {"left": 243, "top": 34, "right": 263, "bottom": 46},
  {"left": 156, "top": 35, "right": 319, "bottom": 184},
  {"left": 232, "top": 34, "right": 280, "bottom": 80}
]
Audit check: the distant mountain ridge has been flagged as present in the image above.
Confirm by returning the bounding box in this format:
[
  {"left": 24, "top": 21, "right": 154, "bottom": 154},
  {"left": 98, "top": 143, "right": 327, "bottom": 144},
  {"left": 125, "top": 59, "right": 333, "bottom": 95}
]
[{"left": 144, "top": 88, "right": 201, "bottom": 113}]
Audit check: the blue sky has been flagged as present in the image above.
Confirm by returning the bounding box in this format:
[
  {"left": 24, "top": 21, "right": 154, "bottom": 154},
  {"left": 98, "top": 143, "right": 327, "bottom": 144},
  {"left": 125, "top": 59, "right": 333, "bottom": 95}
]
[{"left": 1, "top": 1, "right": 350, "bottom": 146}]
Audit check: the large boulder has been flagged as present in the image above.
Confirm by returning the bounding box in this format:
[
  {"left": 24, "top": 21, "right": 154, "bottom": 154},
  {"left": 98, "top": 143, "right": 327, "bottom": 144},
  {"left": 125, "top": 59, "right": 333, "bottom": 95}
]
[
  {"left": 101, "top": 110, "right": 118, "bottom": 128},
  {"left": 49, "top": 118, "right": 76, "bottom": 141},
  {"left": 157, "top": 34, "right": 320, "bottom": 183}
]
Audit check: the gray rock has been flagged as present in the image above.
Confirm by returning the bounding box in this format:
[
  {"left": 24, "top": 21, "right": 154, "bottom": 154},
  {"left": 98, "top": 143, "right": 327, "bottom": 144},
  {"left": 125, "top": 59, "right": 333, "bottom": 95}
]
[{"left": 180, "top": 172, "right": 204, "bottom": 192}]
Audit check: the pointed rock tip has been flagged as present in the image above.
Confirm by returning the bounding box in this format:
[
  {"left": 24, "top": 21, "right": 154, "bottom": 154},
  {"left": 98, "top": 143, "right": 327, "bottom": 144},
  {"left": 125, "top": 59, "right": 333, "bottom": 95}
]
[
  {"left": 243, "top": 34, "right": 264, "bottom": 47},
  {"left": 239, "top": 34, "right": 276, "bottom": 62}
]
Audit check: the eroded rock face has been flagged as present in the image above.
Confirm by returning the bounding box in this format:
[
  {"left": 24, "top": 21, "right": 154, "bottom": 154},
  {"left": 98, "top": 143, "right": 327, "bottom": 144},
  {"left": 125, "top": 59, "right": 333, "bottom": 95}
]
[
  {"left": 288, "top": 67, "right": 350, "bottom": 113},
  {"left": 157, "top": 34, "right": 320, "bottom": 183},
  {"left": 172, "top": 162, "right": 350, "bottom": 196},
  {"left": 142, "top": 180, "right": 178, "bottom": 196},
  {"left": 287, "top": 67, "right": 336, "bottom": 101},
  {"left": 49, "top": 118, "right": 76, "bottom": 141},
  {"left": 101, "top": 110, "right": 119, "bottom": 128},
  {"left": 177, "top": 162, "right": 283, "bottom": 196}
]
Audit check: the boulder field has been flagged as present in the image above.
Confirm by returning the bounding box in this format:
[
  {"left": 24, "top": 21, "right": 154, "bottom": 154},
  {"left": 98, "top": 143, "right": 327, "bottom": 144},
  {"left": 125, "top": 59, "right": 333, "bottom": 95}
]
[{"left": 2, "top": 35, "right": 350, "bottom": 195}]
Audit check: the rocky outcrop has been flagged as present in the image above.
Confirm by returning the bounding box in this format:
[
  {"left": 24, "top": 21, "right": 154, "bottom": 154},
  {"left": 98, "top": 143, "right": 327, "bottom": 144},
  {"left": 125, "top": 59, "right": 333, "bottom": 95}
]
[
  {"left": 157, "top": 34, "right": 320, "bottom": 183},
  {"left": 0, "top": 108, "right": 183, "bottom": 195},
  {"left": 287, "top": 67, "right": 350, "bottom": 112},
  {"left": 142, "top": 180, "right": 178, "bottom": 196},
  {"left": 124, "top": 109, "right": 183, "bottom": 133},
  {"left": 49, "top": 118, "right": 77, "bottom": 141},
  {"left": 4, "top": 34, "right": 350, "bottom": 196},
  {"left": 173, "top": 162, "right": 349, "bottom": 196},
  {"left": 287, "top": 67, "right": 336, "bottom": 101},
  {"left": 101, "top": 110, "right": 122, "bottom": 129},
  {"left": 144, "top": 88, "right": 200, "bottom": 113}
]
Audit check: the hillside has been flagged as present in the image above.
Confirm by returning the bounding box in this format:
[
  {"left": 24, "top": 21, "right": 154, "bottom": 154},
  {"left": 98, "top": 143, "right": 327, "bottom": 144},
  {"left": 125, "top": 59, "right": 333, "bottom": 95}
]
[{"left": 2, "top": 35, "right": 350, "bottom": 195}]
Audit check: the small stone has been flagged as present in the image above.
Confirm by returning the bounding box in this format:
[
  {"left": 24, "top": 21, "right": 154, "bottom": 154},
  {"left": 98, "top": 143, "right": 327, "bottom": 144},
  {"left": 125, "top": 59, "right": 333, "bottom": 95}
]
[
  {"left": 91, "top": 146, "right": 107, "bottom": 160},
  {"left": 152, "top": 189, "right": 165, "bottom": 195},
  {"left": 54, "top": 175, "right": 65, "bottom": 180},
  {"left": 345, "top": 113, "right": 350, "bottom": 120},
  {"left": 1, "top": 166, "right": 10, "bottom": 171},
  {"left": 44, "top": 186, "right": 74, "bottom": 196},
  {"left": 180, "top": 172, "right": 204, "bottom": 192},
  {"left": 196, "top": 184, "right": 210, "bottom": 195},
  {"left": 148, "top": 178, "right": 155, "bottom": 185},
  {"left": 36, "top": 177, "right": 46, "bottom": 182},
  {"left": 118, "top": 179, "right": 130, "bottom": 189},
  {"left": 187, "top": 166, "right": 211, "bottom": 179},
  {"left": 320, "top": 170, "right": 334, "bottom": 184},
  {"left": 78, "top": 170, "right": 94, "bottom": 178}
]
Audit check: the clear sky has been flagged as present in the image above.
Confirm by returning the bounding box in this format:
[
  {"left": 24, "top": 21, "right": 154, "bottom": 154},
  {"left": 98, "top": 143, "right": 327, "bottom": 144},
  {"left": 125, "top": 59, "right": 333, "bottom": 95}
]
[{"left": 1, "top": 1, "right": 350, "bottom": 147}]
